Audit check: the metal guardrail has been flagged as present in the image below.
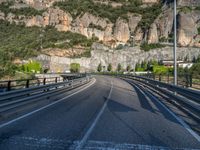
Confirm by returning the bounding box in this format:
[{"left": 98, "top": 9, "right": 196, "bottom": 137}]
[
  {"left": 0, "top": 76, "right": 92, "bottom": 114},
  {"left": 120, "top": 75, "right": 200, "bottom": 122},
  {"left": 143, "top": 73, "right": 200, "bottom": 90},
  {"left": 0, "top": 73, "right": 87, "bottom": 92}
]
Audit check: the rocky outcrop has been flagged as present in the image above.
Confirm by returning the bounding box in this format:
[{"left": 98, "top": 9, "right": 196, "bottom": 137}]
[
  {"left": 128, "top": 13, "right": 142, "bottom": 33},
  {"left": 147, "top": 23, "right": 159, "bottom": 43},
  {"left": 22, "top": 0, "right": 62, "bottom": 10},
  {"left": 114, "top": 18, "right": 130, "bottom": 43},
  {"left": 26, "top": 8, "right": 72, "bottom": 31},
  {"left": 71, "top": 13, "right": 112, "bottom": 41},
  {"left": 177, "top": 0, "right": 200, "bottom": 7},
  {"left": 41, "top": 47, "right": 86, "bottom": 57},
  {"left": 177, "top": 11, "right": 200, "bottom": 46},
  {"left": 142, "top": 0, "right": 160, "bottom": 4},
  {"left": 0, "top": 11, "right": 4, "bottom": 20},
  {"left": 1, "top": 0, "right": 200, "bottom": 48},
  {"left": 156, "top": 8, "right": 173, "bottom": 39}
]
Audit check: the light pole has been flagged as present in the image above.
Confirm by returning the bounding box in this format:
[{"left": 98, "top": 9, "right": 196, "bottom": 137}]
[{"left": 173, "top": 0, "right": 177, "bottom": 85}]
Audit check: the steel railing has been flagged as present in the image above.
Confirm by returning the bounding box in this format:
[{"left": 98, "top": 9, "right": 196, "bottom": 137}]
[
  {"left": 0, "top": 76, "right": 92, "bottom": 114},
  {"left": 0, "top": 73, "right": 87, "bottom": 92},
  {"left": 120, "top": 74, "right": 200, "bottom": 122}
]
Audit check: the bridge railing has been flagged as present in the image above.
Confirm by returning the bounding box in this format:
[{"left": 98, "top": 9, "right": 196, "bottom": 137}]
[
  {"left": 0, "top": 76, "right": 92, "bottom": 114},
  {"left": 120, "top": 74, "right": 200, "bottom": 122},
  {"left": 142, "top": 73, "right": 200, "bottom": 90},
  {"left": 0, "top": 73, "right": 87, "bottom": 92}
]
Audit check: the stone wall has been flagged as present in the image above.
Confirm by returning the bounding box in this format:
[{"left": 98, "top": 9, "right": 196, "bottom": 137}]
[{"left": 35, "top": 44, "right": 200, "bottom": 72}]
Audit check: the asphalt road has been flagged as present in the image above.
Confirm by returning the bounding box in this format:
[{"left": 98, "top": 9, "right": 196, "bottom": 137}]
[{"left": 0, "top": 75, "right": 200, "bottom": 150}]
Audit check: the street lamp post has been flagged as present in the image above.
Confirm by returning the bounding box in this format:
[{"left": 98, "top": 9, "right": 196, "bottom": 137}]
[{"left": 173, "top": 0, "right": 177, "bottom": 85}]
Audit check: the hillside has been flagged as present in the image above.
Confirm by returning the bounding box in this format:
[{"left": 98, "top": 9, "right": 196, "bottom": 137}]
[{"left": 0, "top": 0, "right": 200, "bottom": 76}]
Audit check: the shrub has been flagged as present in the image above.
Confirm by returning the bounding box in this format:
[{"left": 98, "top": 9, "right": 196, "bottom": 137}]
[
  {"left": 70, "top": 63, "right": 80, "bottom": 73},
  {"left": 126, "top": 65, "right": 131, "bottom": 72},
  {"left": 107, "top": 64, "right": 112, "bottom": 72},
  {"left": 198, "top": 27, "right": 200, "bottom": 35},
  {"left": 117, "top": 63, "right": 122, "bottom": 72},
  {"left": 97, "top": 63, "right": 102, "bottom": 72},
  {"left": 20, "top": 61, "right": 42, "bottom": 73},
  {"left": 153, "top": 65, "right": 168, "bottom": 75}
]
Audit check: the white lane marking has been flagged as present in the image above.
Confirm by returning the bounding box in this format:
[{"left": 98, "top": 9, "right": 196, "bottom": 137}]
[
  {"left": 0, "top": 78, "right": 96, "bottom": 129},
  {"left": 75, "top": 81, "right": 113, "bottom": 150},
  {"left": 131, "top": 81, "right": 200, "bottom": 143}
]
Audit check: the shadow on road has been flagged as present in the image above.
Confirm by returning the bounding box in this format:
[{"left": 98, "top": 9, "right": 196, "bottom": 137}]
[
  {"left": 106, "top": 98, "right": 138, "bottom": 113},
  {"left": 130, "top": 82, "right": 179, "bottom": 125}
]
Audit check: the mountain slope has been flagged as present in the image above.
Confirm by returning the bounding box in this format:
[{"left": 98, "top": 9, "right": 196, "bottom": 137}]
[{"left": 0, "top": 0, "right": 200, "bottom": 76}]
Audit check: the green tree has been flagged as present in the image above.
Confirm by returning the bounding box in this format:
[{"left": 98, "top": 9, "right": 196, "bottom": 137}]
[
  {"left": 126, "top": 65, "right": 131, "bottom": 72},
  {"left": 117, "top": 63, "right": 122, "bottom": 72},
  {"left": 70, "top": 63, "right": 80, "bottom": 73},
  {"left": 135, "top": 63, "right": 140, "bottom": 71},
  {"left": 107, "top": 64, "right": 112, "bottom": 72},
  {"left": 97, "top": 63, "right": 102, "bottom": 72},
  {"left": 189, "top": 63, "right": 200, "bottom": 78},
  {"left": 21, "top": 61, "right": 41, "bottom": 73}
]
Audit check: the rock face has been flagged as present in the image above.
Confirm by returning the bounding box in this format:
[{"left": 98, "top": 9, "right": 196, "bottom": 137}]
[
  {"left": 147, "top": 23, "right": 159, "bottom": 43},
  {"left": 22, "top": 0, "right": 62, "bottom": 10},
  {"left": 0, "top": 11, "right": 4, "bottom": 20},
  {"left": 142, "top": 0, "right": 160, "bottom": 4},
  {"left": 35, "top": 43, "right": 200, "bottom": 72},
  {"left": 178, "top": 0, "right": 200, "bottom": 6},
  {"left": 177, "top": 11, "right": 200, "bottom": 46},
  {"left": 26, "top": 8, "right": 72, "bottom": 31},
  {"left": 114, "top": 18, "right": 130, "bottom": 43},
  {"left": 1, "top": 0, "right": 200, "bottom": 48},
  {"left": 71, "top": 13, "right": 113, "bottom": 42}
]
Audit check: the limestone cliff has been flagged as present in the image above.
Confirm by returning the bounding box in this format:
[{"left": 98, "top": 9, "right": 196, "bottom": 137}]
[{"left": 0, "top": 0, "right": 199, "bottom": 48}]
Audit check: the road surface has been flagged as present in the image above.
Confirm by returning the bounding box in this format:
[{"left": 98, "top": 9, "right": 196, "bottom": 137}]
[{"left": 0, "top": 76, "right": 200, "bottom": 149}]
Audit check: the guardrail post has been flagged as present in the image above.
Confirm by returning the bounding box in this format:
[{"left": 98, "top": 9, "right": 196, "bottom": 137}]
[
  {"left": 167, "top": 73, "right": 169, "bottom": 83},
  {"left": 185, "top": 74, "right": 189, "bottom": 88},
  {"left": 189, "top": 74, "right": 192, "bottom": 87},
  {"left": 37, "top": 79, "right": 40, "bottom": 86},
  {"left": 26, "top": 79, "right": 30, "bottom": 88},
  {"left": 7, "top": 80, "right": 11, "bottom": 91},
  {"left": 159, "top": 74, "right": 161, "bottom": 82},
  {"left": 55, "top": 77, "right": 58, "bottom": 83},
  {"left": 43, "top": 78, "right": 46, "bottom": 85}
]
